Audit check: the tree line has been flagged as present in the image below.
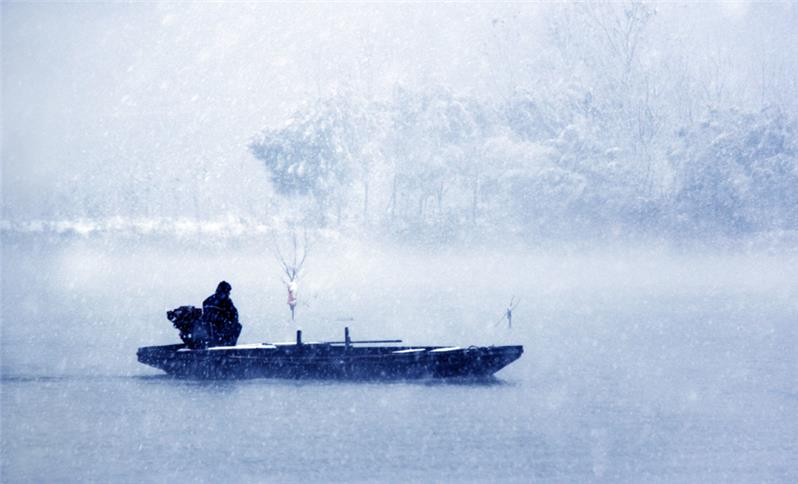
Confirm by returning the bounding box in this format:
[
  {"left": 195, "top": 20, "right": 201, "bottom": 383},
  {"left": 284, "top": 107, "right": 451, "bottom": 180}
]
[{"left": 249, "top": 2, "right": 798, "bottom": 241}]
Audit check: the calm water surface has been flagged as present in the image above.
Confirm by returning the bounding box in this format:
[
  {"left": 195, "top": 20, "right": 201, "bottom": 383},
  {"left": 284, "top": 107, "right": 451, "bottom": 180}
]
[{"left": 2, "top": 238, "right": 797, "bottom": 482}]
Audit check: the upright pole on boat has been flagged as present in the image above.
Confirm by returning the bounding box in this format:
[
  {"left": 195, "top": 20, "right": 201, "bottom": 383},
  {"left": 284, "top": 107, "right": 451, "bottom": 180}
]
[
  {"left": 296, "top": 329, "right": 302, "bottom": 346},
  {"left": 344, "top": 327, "right": 351, "bottom": 351}
]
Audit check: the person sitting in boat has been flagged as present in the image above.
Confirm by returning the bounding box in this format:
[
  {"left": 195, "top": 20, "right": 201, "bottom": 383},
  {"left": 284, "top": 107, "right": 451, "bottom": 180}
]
[{"left": 202, "top": 281, "right": 242, "bottom": 346}]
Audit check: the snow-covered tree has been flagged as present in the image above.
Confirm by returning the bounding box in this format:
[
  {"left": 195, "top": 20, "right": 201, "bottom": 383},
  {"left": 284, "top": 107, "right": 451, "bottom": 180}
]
[{"left": 671, "top": 107, "right": 798, "bottom": 234}]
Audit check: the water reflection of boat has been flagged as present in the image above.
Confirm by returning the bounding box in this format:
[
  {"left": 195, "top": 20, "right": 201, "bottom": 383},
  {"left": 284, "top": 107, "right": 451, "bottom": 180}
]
[{"left": 137, "top": 328, "right": 523, "bottom": 380}]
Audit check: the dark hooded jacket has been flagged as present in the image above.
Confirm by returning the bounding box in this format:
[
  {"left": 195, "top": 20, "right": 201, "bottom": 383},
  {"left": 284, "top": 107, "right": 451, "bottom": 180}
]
[{"left": 202, "top": 292, "right": 241, "bottom": 346}]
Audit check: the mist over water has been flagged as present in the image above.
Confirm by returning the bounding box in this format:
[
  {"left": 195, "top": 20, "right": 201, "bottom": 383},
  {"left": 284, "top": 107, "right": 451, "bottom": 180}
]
[
  {"left": 2, "top": 237, "right": 797, "bottom": 481},
  {"left": 3, "top": 1, "right": 798, "bottom": 482}
]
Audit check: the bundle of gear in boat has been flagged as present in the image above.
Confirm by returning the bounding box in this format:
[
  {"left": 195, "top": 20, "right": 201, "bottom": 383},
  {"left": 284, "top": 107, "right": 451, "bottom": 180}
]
[{"left": 168, "top": 281, "right": 242, "bottom": 349}]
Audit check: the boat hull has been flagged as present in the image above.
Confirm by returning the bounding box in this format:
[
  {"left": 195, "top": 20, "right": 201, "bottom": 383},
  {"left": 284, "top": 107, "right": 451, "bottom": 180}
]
[{"left": 137, "top": 343, "right": 524, "bottom": 380}]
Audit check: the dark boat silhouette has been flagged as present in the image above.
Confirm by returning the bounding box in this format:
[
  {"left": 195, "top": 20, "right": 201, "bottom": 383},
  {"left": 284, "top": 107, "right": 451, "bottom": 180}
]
[{"left": 137, "top": 328, "right": 523, "bottom": 380}]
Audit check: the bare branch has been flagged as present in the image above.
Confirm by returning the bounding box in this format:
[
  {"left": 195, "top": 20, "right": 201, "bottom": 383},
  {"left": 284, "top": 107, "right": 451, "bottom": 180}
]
[
  {"left": 270, "top": 228, "right": 313, "bottom": 284},
  {"left": 292, "top": 231, "right": 298, "bottom": 270},
  {"left": 296, "top": 228, "right": 310, "bottom": 272},
  {"left": 269, "top": 232, "right": 294, "bottom": 280}
]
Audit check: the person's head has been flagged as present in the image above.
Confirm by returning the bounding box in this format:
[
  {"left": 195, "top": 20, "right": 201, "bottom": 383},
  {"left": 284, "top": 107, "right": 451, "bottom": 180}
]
[{"left": 216, "top": 281, "right": 232, "bottom": 299}]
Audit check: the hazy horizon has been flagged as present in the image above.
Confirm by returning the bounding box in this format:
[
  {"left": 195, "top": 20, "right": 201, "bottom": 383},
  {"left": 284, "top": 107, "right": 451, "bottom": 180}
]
[{"left": 3, "top": 2, "right": 797, "bottom": 243}]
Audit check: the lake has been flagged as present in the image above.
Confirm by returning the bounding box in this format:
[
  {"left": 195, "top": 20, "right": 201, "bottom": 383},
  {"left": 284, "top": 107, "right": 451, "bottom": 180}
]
[{"left": 2, "top": 236, "right": 796, "bottom": 482}]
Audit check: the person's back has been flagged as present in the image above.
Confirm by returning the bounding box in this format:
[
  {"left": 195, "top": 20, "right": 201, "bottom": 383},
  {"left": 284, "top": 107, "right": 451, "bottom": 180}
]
[{"left": 202, "top": 281, "right": 241, "bottom": 346}]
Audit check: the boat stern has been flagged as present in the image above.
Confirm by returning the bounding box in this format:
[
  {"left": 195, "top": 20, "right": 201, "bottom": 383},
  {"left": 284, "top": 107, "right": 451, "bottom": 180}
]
[{"left": 137, "top": 344, "right": 185, "bottom": 373}]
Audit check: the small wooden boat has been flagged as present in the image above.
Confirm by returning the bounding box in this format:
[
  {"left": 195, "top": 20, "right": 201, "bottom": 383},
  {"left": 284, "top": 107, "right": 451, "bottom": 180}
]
[{"left": 137, "top": 328, "right": 523, "bottom": 380}]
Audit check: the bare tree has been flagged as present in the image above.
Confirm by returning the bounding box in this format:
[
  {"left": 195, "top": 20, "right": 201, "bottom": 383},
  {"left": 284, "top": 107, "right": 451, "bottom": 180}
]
[{"left": 270, "top": 229, "right": 311, "bottom": 322}]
